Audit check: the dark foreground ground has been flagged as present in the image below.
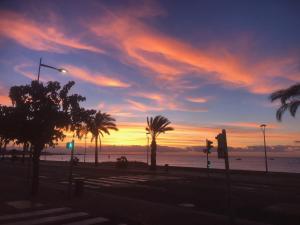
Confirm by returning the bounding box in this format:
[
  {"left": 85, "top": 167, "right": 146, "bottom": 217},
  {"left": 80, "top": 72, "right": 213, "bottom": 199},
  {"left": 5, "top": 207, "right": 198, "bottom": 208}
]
[{"left": 0, "top": 159, "right": 300, "bottom": 225}]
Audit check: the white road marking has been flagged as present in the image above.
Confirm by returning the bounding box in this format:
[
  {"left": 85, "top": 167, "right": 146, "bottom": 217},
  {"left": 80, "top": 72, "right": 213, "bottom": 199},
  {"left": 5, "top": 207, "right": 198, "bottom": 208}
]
[
  {"left": 0, "top": 208, "right": 70, "bottom": 221},
  {"left": 3, "top": 212, "right": 88, "bottom": 225},
  {"left": 62, "top": 216, "right": 109, "bottom": 225}
]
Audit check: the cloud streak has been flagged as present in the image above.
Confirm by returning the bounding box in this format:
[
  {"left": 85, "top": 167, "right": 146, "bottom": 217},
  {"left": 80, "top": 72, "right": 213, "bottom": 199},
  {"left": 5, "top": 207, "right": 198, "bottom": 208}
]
[
  {"left": 0, "top": 11, "right": 104, "bottom": 54},
  {"left": 88, "top": 5, "right": 300, "bottom": 94},
  {"left": 64, "top": 65, "right": 131, "bottom": 88}
]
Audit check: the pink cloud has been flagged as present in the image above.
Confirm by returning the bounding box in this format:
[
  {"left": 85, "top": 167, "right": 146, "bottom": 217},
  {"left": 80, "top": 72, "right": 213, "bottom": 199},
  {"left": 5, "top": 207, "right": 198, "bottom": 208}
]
[
  {"left": 64, "top": 65, "right": 130, "bottom": 88},
  {"left": 0, "top": 11, "right": 104, "bottom": 54},
  {"left": 186, "top": 97, "right": 208, "bottom": 103},
  {"left": 126, "top": 99, "right": 163, "bottom": 112},
  {"left": 87, "top": 6, "right": 300, "bottom": 94}
]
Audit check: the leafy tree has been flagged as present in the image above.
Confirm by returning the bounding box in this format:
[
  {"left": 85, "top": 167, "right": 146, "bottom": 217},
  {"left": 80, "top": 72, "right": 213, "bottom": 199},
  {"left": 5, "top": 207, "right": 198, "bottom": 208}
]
[
  {"left": 0, "top": 105, "right": 16, "bottom": 155},
  {"left": 146, "top": 115, "right": 174, "bottom": 170},
  {"left": 85, "top": 111, "right": 118, "bottom": 165},
  {"left": 9, "top": 80, "right": 86, "bottom": 195},
  {"left": 270, "top": 83, "right": 300, "bottom": 121}
]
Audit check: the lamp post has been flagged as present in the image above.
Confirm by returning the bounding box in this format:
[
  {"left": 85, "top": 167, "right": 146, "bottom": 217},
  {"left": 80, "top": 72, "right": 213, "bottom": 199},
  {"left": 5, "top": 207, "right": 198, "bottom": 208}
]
[
  {"left": 260, "top": 124, "right": 268, "bottom": 173},
  {"left": 146, "top": 132, "right": 150, "bottom": 165},
  {"left": 37, "top": 57, "right": 67, "bottom": 81}
]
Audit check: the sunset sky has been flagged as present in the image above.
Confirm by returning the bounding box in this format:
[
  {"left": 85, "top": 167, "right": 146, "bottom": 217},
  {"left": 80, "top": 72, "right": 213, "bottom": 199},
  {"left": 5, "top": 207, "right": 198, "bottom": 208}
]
[{"left": 0, "top": 0, "right": 299, "bottom": 148}]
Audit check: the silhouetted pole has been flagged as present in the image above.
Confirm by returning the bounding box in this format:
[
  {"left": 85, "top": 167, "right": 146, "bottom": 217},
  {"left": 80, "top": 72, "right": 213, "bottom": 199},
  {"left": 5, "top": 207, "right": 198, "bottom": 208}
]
[
  {"left": 68, "top": 140, "right": 75, "bottom": 199},
  {"left": 222, "top": 129, "right": 234, "bottom": 225},
  {"left": 37, "top": 57, "right": 67, "bottom": 82},
  {"left": 260, "top": 124, "right": 268, "bottom": 173},
  {"left": 216, "top": 129, "right": 234, "bottom": 225},
  {"left": 37, "top": 58, "right": 42, "bottom": 82}
]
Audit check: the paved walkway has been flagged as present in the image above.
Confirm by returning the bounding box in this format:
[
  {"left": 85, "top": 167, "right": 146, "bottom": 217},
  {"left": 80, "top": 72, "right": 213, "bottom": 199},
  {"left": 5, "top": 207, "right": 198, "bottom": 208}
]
[{"left": 0, "top": 200, "right": 129, "bottom": 225}]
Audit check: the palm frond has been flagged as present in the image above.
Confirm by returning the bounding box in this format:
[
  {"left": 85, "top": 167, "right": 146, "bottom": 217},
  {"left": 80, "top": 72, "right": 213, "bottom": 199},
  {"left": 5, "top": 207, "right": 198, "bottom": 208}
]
[
  {"left": 276, "top": 103, "right": 289, "bottom": 121},
  {"left": 289, "top": 100, "right": 300, "bottom": 117},
  {"left": 146, "top": 115, "right": 174, "bottom": 138}
]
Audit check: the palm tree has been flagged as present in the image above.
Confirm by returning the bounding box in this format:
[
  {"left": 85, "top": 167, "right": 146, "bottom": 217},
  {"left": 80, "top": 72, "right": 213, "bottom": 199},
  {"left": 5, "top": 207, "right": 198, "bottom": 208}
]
[
  {"left": 146, "top": 115, "right": 174, "bottom": 170},
  {"left": 86, "top": 111, "right": 118, "bottom": 165},
  {"left": 270, "top": 83, "right": 300, "bottom": 121}
]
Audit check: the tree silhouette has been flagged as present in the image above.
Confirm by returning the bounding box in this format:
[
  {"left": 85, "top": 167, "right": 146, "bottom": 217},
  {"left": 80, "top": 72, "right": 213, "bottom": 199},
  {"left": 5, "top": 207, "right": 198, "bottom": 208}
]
[
  {"left": 85, "top": 111, "right": 118, "bottom": 166},
  {"left": 146, "top": 115, "right": 174, "bottom": 170},
  {"left": 270, "top": 83, "right": 300, "bottom": 121},
  {"left": 0, "top": 105, "right": 16, "bottom": 156},
  {"left": 9, "top": 80, "right": 86, "bottom": 195}
]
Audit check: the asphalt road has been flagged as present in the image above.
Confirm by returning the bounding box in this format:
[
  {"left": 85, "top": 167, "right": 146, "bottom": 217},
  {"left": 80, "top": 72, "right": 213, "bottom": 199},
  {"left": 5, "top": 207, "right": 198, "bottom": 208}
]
[{"left": 1, "top": 159, "right": 300, "bottom": 225}]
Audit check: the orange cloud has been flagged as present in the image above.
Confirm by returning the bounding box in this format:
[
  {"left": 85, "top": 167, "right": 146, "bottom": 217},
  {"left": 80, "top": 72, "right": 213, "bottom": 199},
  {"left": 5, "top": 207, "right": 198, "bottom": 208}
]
[
  {"left": 126, "top": 99, "right": 163, "bottom": 112},
  {"left": 0, "top": 11, "right": 103, "bottom": 53},
  {"left": 88, "top": 7, "right": 300, "bottom": 94},
  {"left": 64, "top": 65, "right": 130, "bottom": 88},
  {"left": 130, "top": 91, "right": 163, "bottom": 102},
  {"left": 0, "top": 95, "right": 11, "bottom": 105},
  {"left": 186, "top": 97, "right": 207, "bottom": 103}
]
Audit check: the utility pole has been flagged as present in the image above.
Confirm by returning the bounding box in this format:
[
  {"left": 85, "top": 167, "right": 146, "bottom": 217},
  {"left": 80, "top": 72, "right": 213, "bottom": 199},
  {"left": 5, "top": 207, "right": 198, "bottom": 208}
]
[
  {"left": 260, "top": 124, "right": 268, "bottom": 173},
  {"left": 216, "top": 129, "right": 234, "bottom": 225},
  {"left": 67, "top": 140, "right": 75, "bottom": 199}
]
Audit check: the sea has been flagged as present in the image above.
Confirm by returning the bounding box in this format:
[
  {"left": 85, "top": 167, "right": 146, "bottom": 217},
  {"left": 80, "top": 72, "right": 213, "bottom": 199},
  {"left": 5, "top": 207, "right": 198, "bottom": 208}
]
[{"left": 41, "top": 152, "right": 300, "bottom": 173}]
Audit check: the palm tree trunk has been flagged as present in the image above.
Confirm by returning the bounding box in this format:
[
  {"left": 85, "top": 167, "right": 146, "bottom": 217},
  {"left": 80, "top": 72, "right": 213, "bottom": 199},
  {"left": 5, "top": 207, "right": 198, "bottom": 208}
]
[
  {"left": 150, "top": 138, "right": 157, "bottom": 170},
  {"left": 99, "top": 136, "right": 102, "bottom": 164},
  {"left": 95, "top": 135, "right": 98, "bottom": 166}
]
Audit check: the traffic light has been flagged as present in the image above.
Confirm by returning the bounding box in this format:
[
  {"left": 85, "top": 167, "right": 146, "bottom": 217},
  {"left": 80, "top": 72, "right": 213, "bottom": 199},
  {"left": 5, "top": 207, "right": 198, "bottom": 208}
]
[
  {"left": 206, "top": 139, "right": 213, "bottom": 153},
  {"left": 207, "top": 160, "right": 211, "bottom": 168},
  {"left": 66, "top": 141, "right": 74, "bottom": 150}
]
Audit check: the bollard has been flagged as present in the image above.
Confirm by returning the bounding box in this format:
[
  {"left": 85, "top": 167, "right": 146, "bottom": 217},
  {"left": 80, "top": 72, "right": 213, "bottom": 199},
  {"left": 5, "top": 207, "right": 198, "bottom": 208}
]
[
  {"left": 74, "top": 179, "right": 84, "bottom": 197},
  {"left": 164, "top": 164, "right": 169, "bottom": 172}
]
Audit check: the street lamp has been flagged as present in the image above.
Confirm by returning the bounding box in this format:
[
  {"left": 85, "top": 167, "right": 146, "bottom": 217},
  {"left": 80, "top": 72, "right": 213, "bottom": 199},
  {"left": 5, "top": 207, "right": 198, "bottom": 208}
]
[
  {"left": 37, "top": 57, "right": 67, "bottom": 81},
  {"left": 260, "top": 124, "right": 268, "bottom": 173}
]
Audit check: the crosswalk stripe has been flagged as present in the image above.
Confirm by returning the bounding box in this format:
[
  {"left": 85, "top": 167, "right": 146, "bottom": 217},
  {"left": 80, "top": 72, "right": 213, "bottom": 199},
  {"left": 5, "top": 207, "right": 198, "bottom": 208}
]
[
  {"left": 84, "top": 180, "right": 112, "bottom": 187},
  {"left": 0, "top": 208, "right": 70, "bottom": 221},
  {"left": 3, "top": 212, "right": 89, "bottom": 225},
  {"left": 88, "top": 178, "right": 135, "bottom": 184},
  {"left": 94, "top": 177, "right": 137, "bottom": 183},
  {"left": 86, "top": 178, "right": 127, "bottom": 185},
  {"left": 109, "top": 176, "right": 149, "bottom": 182},
  {"left": 62, "top": 217, "right": 109, "bottom": 225},
  {"left": 84, "top": 184, "right": 102, "bottom": 189}
]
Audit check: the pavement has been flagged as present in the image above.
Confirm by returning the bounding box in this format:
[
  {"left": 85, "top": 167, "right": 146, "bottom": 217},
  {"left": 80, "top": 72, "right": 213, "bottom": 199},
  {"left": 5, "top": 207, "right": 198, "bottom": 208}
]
[{"left": 1, "top": 159, "right": 300, "bottom": 225}]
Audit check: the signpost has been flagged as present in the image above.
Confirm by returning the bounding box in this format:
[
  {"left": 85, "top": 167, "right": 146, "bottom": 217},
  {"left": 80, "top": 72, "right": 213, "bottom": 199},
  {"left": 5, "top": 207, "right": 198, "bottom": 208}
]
[
  {"left": 203, "top": 139, "right": 213, "bottom": 169},
  {"left": 66, "top": 140, "right": 74, "bottom": 198},
  {"left": 216, "top": 129, "right": 234, "bottom": 225}
]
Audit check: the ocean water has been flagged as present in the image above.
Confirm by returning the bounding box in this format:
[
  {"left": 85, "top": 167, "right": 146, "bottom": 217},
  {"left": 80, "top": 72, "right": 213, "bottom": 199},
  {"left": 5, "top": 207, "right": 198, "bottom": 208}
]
[{"left": 41, "top": 152, "right": 300, "bottom": 173}]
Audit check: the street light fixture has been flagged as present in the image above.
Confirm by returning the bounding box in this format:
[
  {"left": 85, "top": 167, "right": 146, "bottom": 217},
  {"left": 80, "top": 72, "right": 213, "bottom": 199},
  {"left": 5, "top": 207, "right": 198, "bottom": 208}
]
[
  {"left": 37, "top": 57, "right": 68, "bottom": 81},
  {"left": 260, "top": 124, "right": 268, "bottom": 173}
]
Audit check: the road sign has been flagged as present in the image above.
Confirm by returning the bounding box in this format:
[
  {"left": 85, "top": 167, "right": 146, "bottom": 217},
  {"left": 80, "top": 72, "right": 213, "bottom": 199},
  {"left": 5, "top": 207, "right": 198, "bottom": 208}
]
[{"left": 215, "top": 131, "right": 227, "bottom": 159}]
